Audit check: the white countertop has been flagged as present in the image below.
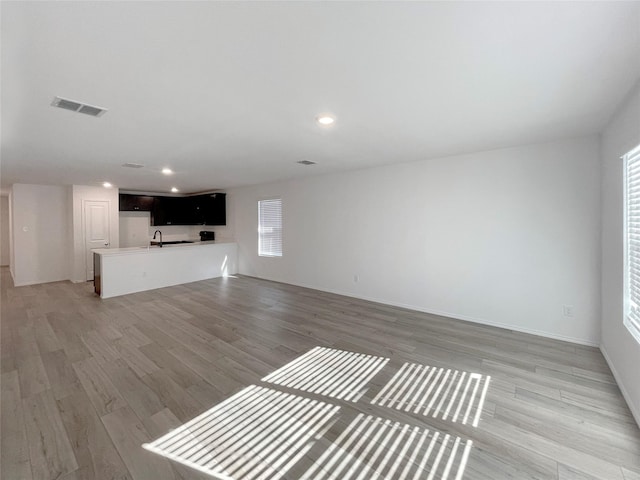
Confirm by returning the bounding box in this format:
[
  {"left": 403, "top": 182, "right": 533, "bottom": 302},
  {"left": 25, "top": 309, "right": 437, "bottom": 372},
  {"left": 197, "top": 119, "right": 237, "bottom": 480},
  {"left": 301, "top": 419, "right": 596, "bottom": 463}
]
[{"left": 92, "top": 240, "right": 235, "bottom": 256}]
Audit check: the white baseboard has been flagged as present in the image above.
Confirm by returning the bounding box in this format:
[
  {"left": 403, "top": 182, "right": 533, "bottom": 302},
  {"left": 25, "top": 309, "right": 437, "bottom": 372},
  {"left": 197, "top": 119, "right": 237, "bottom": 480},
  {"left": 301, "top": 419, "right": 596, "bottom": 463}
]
[
  {"left": 245, "top": 275, "right": 600, "bottom": 347},
  {"left": 248, "top": 275, "right": 640, "bottom": 426},
  {"left": 600, "top": 345, "right": 640, "bottom": 428},
  {"left": 13, "top": 280, "right": 51, "bottom": 287},
  {"left": 13, "top": 277, "right": 72, "bottom": 287},
  {"left": 351, "top": 292, "right": 600, "bottom": 347}
]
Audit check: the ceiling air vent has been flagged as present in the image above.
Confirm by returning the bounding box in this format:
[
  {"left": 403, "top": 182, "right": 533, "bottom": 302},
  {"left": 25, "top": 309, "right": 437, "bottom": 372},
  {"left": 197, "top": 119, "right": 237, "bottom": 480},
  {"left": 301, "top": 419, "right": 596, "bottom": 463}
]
[
  {"left": 297, "top": 160, "right": 316, "bottom": 166},
  {"left": 122, "top": 163, "right": 145, "bottom": 169},
  {"left": 51, "top": 96, "right": 108, "bottom": 117}
]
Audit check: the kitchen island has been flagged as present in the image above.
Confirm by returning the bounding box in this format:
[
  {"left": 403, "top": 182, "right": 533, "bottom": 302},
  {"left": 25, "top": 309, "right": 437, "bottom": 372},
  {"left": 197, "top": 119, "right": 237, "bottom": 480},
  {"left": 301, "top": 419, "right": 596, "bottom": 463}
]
[{"left": 93, "top": 241, "right": 237, "bottom": 299}]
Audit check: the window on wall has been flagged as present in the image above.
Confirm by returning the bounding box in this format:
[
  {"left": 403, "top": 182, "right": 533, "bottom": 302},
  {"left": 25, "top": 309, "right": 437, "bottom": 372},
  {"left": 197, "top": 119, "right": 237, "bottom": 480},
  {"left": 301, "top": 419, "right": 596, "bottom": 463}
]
[
  {"left": 258, "top": 199, "right": 282, "bottom": 257},
  {"left": 624, "top": 143, "right": 640, "bottom": 343}
]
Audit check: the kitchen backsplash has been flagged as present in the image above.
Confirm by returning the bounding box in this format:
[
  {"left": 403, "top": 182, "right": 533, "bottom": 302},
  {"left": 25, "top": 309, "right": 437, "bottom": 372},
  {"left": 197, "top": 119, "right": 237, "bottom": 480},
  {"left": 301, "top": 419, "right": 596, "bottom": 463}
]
[{"left": 119, "top": 211, "right": 233, "bottom": 248}]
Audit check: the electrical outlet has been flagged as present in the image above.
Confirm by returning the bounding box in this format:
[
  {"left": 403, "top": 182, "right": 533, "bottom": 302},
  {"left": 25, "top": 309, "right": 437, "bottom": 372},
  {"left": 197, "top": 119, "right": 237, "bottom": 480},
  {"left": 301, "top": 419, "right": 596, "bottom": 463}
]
[
  {"left": 353, "top": 275, "right": 359, "bottom": 283},
  {"left": 563, "top": 305, "right": 574, "bottom": 317}
]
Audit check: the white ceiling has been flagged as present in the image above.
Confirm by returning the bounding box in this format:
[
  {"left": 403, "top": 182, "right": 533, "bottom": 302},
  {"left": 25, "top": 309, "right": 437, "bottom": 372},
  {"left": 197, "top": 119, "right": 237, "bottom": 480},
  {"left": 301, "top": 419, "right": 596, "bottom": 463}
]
[{"left": 2, "top": 1, "right": 639, "bottom": 194}]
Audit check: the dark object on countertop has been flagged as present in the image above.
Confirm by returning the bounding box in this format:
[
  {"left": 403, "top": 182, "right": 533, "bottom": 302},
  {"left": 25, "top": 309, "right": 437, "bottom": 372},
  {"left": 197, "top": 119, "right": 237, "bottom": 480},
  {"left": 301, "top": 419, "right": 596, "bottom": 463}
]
[
  {"left": 151, "top": 240, "right": 194, "bottom": 246},
  {"left": 200, "top": 231, "right": 215, "bottom": 241}
]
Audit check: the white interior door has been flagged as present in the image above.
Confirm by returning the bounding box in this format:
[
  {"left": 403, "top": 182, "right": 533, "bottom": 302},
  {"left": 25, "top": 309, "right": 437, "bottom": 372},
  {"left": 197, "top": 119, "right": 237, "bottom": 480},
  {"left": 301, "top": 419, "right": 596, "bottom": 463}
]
[{"left": 84, "top": 200, "right": 111, "bottom": 281}]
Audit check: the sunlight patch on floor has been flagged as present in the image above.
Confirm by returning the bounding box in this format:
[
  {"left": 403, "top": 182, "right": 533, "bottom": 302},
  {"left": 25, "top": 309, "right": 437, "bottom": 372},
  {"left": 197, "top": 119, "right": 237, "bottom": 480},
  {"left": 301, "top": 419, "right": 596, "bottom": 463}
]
[
  {"left": 143, "top": 385, "right": 340, "bottom": 480},
  {"left": 144, "top": 347, "right": 486, "bottom": 479},
  {"left": 262, "top": 346, "right": 389, "bottom": 401},
  {"left": 302, "top": 413, "right": 472, "bottom": 480},
  {"left": 371, "top": 363, "right": 491, "bottom": 427}
]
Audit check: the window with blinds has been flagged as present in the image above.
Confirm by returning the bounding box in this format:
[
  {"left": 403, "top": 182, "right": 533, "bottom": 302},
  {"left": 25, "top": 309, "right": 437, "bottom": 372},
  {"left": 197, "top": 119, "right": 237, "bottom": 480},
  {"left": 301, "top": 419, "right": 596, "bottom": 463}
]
[
  {"left": 258, "top": 199, "right": 282, "bottom": 257},
  {"left": 624, "top": 143, "right": 640, "bottom": 343}
]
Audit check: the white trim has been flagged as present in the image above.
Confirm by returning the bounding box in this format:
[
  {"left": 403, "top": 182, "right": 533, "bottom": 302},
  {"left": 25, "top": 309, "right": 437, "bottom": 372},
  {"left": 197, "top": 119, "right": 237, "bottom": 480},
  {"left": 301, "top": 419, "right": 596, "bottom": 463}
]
[
  {"left": 623, "top": 142, "right": 640, "bottom": 160},
  {"left": 258, "top": 198, "right": 282, "bottom": 257},
  {"left": 13, "top": 278, "right": 70, "bottom": 287},
  {"left": 624, "top": 317, "right": 640, "bottom": 344},
  {"left": 243, "top": 275, "right": 600, "bottom": 347},
  {"left": 82, "top": 199, "right": 112, "bottom": 281},
  {"left": 599, "top": 345, "right": 640, "bottom": 428},
  {"left": 623, "top": 143, "right": 640, "bottom": 347}
]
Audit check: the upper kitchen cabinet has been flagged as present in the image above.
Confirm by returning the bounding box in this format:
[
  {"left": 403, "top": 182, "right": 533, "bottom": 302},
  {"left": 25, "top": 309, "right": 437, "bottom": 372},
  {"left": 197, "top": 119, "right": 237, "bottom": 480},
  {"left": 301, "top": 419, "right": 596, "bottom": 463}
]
[
  {"left": 203, "top": 193, "right": 226, "bottom": 225},
  {"left": 122, "top": 192, "right": 226, "bottom": 226},
  {"left": 119, "top": 194, "right": 154, "bottom": 211},
  {"left": 180, "top": 194, "right": 226, "bottom": 225},
  {"left": 151, "top": 196, "right": 182, "bottom": 225},
  {"left": 186, "top": 195, "right": 206, "bottom": 225}
]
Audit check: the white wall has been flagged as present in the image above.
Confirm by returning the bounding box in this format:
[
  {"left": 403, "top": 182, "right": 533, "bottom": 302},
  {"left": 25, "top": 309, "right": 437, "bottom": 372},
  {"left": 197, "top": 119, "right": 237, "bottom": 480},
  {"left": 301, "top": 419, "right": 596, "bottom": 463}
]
[
  {"left": 70, "top": 185, "right": 120, "bottom": 282},
  {"left": 0, "top": 196, "right": 10, "bottom": 266},
  {"left": 119, "top": 211, "right": 234, "bottom": 248},
  {"left": 10, "top": 184, "right": 70, "bottom": 286},
  {"left": 232, "top": 136, "right": 602, "bottom": 345},
  {"left": 119, "top": 212, "right": 204, "bottom": 248},
  {"left": 600, "top": 80, "right": 640, "bottom": 424},
  {"left": 120, "top": 211, "right": 156, "bottom": 247}
]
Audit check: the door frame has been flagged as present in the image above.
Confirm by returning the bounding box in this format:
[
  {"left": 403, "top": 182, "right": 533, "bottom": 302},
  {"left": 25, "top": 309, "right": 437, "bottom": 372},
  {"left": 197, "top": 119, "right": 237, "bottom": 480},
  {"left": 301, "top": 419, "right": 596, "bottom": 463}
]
[{"left": 82, "top": 199, "right": 111, "bottom": 281}]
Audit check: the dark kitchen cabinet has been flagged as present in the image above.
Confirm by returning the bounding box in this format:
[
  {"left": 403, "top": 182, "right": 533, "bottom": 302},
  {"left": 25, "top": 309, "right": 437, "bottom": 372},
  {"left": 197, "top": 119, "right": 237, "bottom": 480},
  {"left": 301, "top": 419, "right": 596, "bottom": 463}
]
[
  {"left": 202, "top": 193, "right": 226, "bottom": 225},
  {"left": 184, "top": 196, "right": 206, "bottom": 225},
  {"left": 129, "top": 192, "right": 227, "bottom": 226},
  {"left": 119, "top": 194, "right": 154, "bottom": 211},
  {"left": 151, "top": 196, "right": 179, "bottom": 225},
  {"left": 151, "top": 196, "right": 203, "bottom": 226},
  {"left": 177, "top": 194, "right": 226, "bottom": 225}
]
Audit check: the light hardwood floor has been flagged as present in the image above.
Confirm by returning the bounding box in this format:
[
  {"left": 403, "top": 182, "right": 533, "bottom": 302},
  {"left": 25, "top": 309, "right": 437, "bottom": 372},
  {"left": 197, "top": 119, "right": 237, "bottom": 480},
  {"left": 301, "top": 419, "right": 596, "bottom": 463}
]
[{"left": 1, "top": 266, "right": 639, "bottom": 480}]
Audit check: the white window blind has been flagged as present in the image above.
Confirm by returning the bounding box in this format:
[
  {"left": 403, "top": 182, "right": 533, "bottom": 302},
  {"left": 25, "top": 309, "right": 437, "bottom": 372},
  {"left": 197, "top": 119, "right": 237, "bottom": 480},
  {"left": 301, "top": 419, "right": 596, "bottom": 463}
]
[
  {"left": 258, "top": 199, "right": 282, "bottom": 257},
  {"left": 625, "top": 143, "right": 640, "bottom": 343}
]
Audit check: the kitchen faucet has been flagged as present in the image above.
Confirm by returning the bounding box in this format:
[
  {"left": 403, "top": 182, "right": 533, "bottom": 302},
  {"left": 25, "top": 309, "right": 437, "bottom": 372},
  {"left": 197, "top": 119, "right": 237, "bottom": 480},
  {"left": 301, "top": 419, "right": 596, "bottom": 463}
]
[{"left": 153, "top": 230, "right": 163, "bottom": 247}]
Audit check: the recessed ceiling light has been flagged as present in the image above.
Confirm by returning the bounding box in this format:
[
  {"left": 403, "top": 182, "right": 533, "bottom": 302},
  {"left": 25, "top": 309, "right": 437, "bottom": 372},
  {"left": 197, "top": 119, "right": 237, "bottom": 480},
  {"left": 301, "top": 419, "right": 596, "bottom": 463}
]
[
  {"left": 171, "top": 187, "right": 179, "bottom": 193},
  {"left": 102, "top": 182, "right": 112, "bottom": 188},
  {"left": 162, "top": 168, "right": 173, "bottom": 175},
  {"left": 316, "top": 114, "right": 335, "bottom": 126}
]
